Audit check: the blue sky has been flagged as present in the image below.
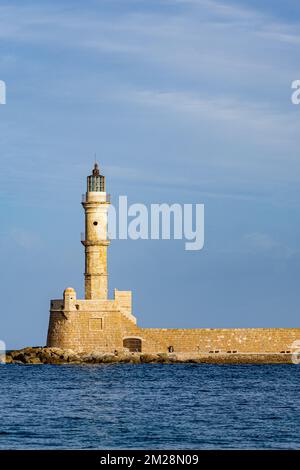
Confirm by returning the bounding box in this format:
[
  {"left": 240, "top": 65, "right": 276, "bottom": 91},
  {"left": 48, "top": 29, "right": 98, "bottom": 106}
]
[{"left": 0, "top": 0, "right": 300, "bottom": 349}]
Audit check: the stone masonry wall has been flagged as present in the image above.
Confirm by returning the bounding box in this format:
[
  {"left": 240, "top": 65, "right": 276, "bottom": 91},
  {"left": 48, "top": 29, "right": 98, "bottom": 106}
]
[
  {"left": 47, "top": 299, "right": 124, "bottom": 352},
  {"left": 48, "top": 299, "right": 300, "bottom": 354},
  {"left": 114, "top": 289, "right": 136, "bottom": 324},
  {"left": 136, "top": 327, "right": 300, "bottom": 354},
  {"left": 114, "top": 315, "right": 300, "bottom": 354}
]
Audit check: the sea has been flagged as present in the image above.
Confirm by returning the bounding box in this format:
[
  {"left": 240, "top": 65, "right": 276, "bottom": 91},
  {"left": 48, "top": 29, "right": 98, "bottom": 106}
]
[{"left": 0, "top": 363, "right": 299, "bottom": 449}]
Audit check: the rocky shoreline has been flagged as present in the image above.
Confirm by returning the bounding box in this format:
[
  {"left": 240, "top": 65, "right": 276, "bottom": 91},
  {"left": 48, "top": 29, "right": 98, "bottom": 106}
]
[{"left": 3, "top": 347, "right": 295, "bottom": 365}]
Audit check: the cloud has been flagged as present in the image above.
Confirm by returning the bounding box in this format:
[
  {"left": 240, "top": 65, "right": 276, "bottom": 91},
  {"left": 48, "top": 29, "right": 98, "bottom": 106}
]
[
  {"left": 10, "top": 228, "right": 43, "bottom": 250},
  {"left": 244, "top": 232, "right": 279, "bottom": 252},
  {"left": 243, "top": 232, "right": 295, "bottom": 258},
  {"left": 105, "top": 164, "right": 269, "bottom": 202},
  {"left": 173, "top": 0, "right": 260, "bottom": 21},
  {"left": 123, "top": 88, "right": 297, "bottom": 148},
  {"left": 257, "top": 28, "right": 300, "bottom": 45},
  {"left": 0, "top": 0, "right": 300, "bottom": 204}
]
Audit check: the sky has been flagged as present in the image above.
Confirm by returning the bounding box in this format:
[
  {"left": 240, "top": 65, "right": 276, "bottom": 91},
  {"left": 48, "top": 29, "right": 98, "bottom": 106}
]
[{"left": 0, "top": 0, "right": 300, "bottom": 349}]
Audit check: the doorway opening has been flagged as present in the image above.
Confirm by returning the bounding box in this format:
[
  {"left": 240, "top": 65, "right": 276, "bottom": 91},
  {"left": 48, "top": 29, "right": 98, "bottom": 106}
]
[{"left": 123, "top": 337, "right": 142, "bottom": 352}]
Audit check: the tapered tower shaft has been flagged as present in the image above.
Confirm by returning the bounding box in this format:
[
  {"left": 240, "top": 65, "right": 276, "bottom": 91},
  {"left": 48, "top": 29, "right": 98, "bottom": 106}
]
[{"left": 81, "top": 164, "right": 110, "bottom": 300}]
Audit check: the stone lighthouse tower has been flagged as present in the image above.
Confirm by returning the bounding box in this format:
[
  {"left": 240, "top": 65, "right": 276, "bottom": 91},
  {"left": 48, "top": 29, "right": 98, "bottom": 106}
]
[
  {"left": 81, "top": 163, "right": 110, "bottom": 300},
  {"left": 47, "top": 163, "right": 137, "bottom": 353}
]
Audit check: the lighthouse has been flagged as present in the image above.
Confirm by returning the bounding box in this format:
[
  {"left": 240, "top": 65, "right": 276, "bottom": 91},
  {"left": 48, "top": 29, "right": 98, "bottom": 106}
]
[
  {"left": 81, "top": 163, "right": 110, "bottom": 300},
  {"left": 47, "top": 164, "right": 137, "bottom": 353}
]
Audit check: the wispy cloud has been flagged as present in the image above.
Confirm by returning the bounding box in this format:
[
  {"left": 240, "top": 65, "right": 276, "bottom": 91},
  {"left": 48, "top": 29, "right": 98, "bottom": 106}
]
[
  {"left": 123, "top": 88, "right": 297, "bottom": 148},
  {"left": 0, "top": 0, "right": 300, "bottom": 201},
  {"left": 243, "top": 232, "right": 296, "bottom": 259},
  {"left": 173, "top": 0, "right": 260, "bottom": 20},
  {"left": 9, "top": 228, "right": 43, "bottom": 250}
]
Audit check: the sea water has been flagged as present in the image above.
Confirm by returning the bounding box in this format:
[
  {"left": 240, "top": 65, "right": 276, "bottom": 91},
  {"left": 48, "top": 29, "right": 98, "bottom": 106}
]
[{"left": 0, "top": 363, "right": 299, "bottom": 449}]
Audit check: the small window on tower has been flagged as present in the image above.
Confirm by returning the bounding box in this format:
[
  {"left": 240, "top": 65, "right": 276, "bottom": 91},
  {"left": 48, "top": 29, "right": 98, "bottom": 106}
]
[{"left": 93, "top": 221, "right": 98, "bottom": 226}]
